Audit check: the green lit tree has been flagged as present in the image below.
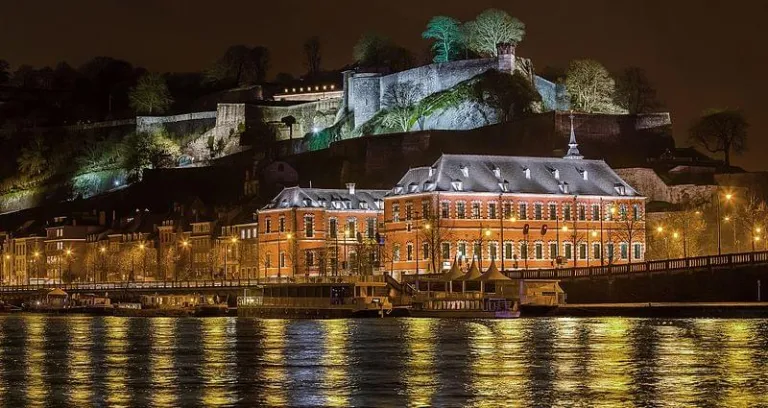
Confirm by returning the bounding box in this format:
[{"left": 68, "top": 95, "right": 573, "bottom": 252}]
[
  {"left": 565, "top": 59, "right": 625, "bottom": 113},
  {"left": 689, "top": 109, "right": 748, "bottom": 167},
  {"left": 614, "top": 67, "right": 661, "bottom": 114},
  {"left": 422, "top": 16, "right": 465, "bottom": 63},
  {"left": 464, "top": 9, "right": 525, "bottom": 57},
  {"left": 122, "top": 130, "right": 181, "bottom": 179},
  {"left": 128, "top": 73, "right": 173, "bottom": 115}
]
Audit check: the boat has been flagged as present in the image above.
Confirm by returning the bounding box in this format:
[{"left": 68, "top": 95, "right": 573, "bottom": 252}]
[
  {"left": 26, "top": 288, "right": 71, "bottom": 312},
  {"left": 194, "top": 295, "right": 230, "bottom": 317},
  {"left": 237, "top": 275, "right": 393, "bottom": 318},
  {"left": 405, "top": 258, "right": 564, "bottom": 318},
  {"left": 69, "top": 293, "right": 114, "bottom": 315}
]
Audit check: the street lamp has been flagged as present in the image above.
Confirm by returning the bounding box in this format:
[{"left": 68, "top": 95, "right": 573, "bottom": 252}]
[{"left": 716, "top": 192, "right": 734, "bottom": 255}]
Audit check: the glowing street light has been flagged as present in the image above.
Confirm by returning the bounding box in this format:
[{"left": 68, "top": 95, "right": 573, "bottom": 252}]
[
  {"left": 673, "top": 232, "right": 680, "bottom": 239},
  {"left": 561, "top": 226, "right": 569, "bottom": 232},
  {"left": 656, "top": 226, "right": 664, "bottom": 233}
]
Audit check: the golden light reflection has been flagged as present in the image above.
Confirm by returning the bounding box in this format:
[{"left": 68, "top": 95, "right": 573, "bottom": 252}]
[
  {"left": 0, "top": 320, "right": 4, "bottom": 402},
  {"left": 656, "top": 321, "right": 696, "bottom": 405},
  {"left": 150, "top": 318, "right": 177, "bottom": 407},
  {"left": 321, "top": 320, "right": 350, "bottom": 407},
  {"left": 404, "top": 318, "right": 437, "bottom": 406},
  {"left": 550, "top": 318, "right": 583, "bottom": 401},
  {"left": 260, "top": 319, "right": 287, "bottom": 406},
  {"left": 590, "top": 318, "right": 631, "bottom": 404},
  {"left": 25, "top": 315, "right": 45, "bottom": 407},
  {"left": 721, "top": 320, "right": 761, "bottom": 406},
  {"left": 201, "top": 318, "right": 237, "bottom": 406},
  {"left": 105, "top": 317, "right": 130, "bottom": 406},
  {"left": 470, "top": 320, "right": 526, "bottom": 406},
  {"left": 67, "top": 317, "right": 92, "bottom": 405}
]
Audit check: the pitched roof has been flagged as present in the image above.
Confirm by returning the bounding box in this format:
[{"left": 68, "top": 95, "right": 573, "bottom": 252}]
[
  {"left": 388, "top": 154, "right": 640, "bottom": 198},
  {"left": 460, "top": 257, "right": 482, "bottom": 280},
  {"left": 474, "top": 259, "right": 511, "bottom": 281},
  {"left": 262, "top": 186, "right": 388, "bottom": 211},
  {"left": 442, "top": 258, "right": 464, "bottom": 280}
]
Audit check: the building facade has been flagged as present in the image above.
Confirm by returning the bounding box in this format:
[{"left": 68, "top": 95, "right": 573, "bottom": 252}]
[
  {"left": 257, "top": 184, "right": 387, "bottom": 278},
  {"left": 383, "top": 151, "right": 646, "bottom": 275}
]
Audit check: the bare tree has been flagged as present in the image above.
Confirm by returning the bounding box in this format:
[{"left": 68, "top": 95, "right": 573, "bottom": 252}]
[
  {"left": 689, "top": 109, "right": 748, "bottom": 167},
  {"left": 303, "top": 36, "right": 322, "bottom": 78},
  {"left": 381, "top": 82, "right": 424, "bottom": 132},
  {"left": 464, "top": 9, "right": 525, "bottom": 57},
  {"left": 611, "top": 200, "right": 646, "bottom": 263}
]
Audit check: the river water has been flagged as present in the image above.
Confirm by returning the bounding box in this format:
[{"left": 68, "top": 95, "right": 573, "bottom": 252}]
[{"left": 0, "top": 316, "right": 766, "bottom": 407}]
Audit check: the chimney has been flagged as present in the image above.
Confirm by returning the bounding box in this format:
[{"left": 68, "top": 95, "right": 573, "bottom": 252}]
[
  {"left": 346, "top": 182, "right": 356, "bottom": 195},
  {"left": 496, "top": 43, "right": 516, "bottom": 74}
]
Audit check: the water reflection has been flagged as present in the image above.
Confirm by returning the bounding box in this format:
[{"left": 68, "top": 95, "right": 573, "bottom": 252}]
[{"left": 0, "top": 316, "right": 765, "bottom": 407}]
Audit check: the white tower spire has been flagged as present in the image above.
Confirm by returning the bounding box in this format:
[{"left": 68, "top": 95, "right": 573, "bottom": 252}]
[{"left": 564, "top": 111, "right": 583, "bottom": 160}]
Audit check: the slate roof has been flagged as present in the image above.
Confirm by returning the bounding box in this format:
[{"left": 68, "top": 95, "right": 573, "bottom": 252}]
[
  {"left": 262, "top": 186, "right": 388, "bottom": 211},
  {"left": 388, "top": 154, "right": 640, "bottom": 198}
]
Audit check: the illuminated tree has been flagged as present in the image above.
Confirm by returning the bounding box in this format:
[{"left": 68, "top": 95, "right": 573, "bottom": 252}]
[
  {"left": 689, "top": 109, "right": 748, "bottom": 167},
  {"left": 614, "top": 67, "right": 661, "bottom": 114},
  {"left": 381, "top": 82, "right": 423, "bottom": 132},
  {"left": 464, "top": 9, "right": 525, "bottom": 57},
  {"left": 128, "top": 72, "right": 173, "bottom": 114},
  {"left": 565, "top": 59, "right": 625, "bottom": 113},
  {"left": 122, "top": 130, "right": 181, "bottom": 180},
  {"left": 422, "top": 16, "right": 465, "bottom": 63},
  {"left": 303, "top": 36, "right": 322, "bottom": 78},
  {"left": 17, "top": 136, "right": 49, "bottom": 177}
]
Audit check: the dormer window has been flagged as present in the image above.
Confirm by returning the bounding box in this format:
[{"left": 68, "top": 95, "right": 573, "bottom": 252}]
[
  {"left": 499, "top": 181, "right": 510, "bottom": 192},
  {"left": 614, "top": 184, "right": 627, "bottom": 195},
  {"left": 332, "top": 200, "right": 342, "bottom": 209},
  {"left": 319, "top": 198, "right": 327, "bottom": 207},
  {"left": 493, "top": 166, "right": 501, "bottom": 179},
  {"left": 460, "top": 165, "right": 469, "bottom": 177},
  {"left": 375, "top": 199, "right": 384, "bottom": 210},
  {"left": 423, "top": 181, "right": 435, "bottom": 191},
  {"left": 451, "top": 180, "right": 463, "bottom": 191},
  {"left": 523, "top": 167, "right": 531, "bottom": 180},
  {"left": 394, "top": 185, "right": 404, "bottom": 194},
  {"left": 408, "top": 183, "right": 419, "bottom": 193},
  {"left": 360, "top": 201, "right": 369, "bottom": 210},
  {"left": 579, "top": 169, "right": 588, "bottom": 181},
  {"left": 559, "top": 182, "right": 569, "bottom": 194},
  {"left": 302, "top": 198, "right": 311, "bottom": 207}
]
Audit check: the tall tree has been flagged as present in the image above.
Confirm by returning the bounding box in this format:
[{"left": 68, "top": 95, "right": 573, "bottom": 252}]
[
  {"left": 464, "top": 9, "right": 525, "bottom": 57},
  {"left": 303, "top": 36, "right": 322, "bottom": 78},
  {"left": 689, "top": 109, "right": 748, "bottom": 167},
  {"left": 353, "top": 33, "right": 414, "bottom": 72},
  {"left": 565, "top": 59, "right": 624, "bottom": 113},
  {"left": 206, "top": 45, "right": 270, "bottom": 87},
  {"left": 129, "top": 72, "right": 173, "bottom": 115},
  {"left": 0, "top": 60, "right": 9, "bottom": 84},
  {"left": 614, "top": 67, "right": 661, "bottom": 114},
  {"left": 422, "top": 16, "right": 464, "bottom": 63},
  {"left": 473, "top": 70, "right": 541, "bottom": 122},
  {"left": 18, "top": 136, "right": 49, "bottom": 177}
]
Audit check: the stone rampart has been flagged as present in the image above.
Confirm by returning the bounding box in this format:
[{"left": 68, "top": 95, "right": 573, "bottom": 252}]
[{"left": 136, "top": 111, "right": 216, "bottom": 135}]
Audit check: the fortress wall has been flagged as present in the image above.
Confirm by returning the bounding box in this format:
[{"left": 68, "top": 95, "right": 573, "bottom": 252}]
[
  {"left": 136, "top": 111, "right": 216, "bottom": 136},
  {"left": 349, "top": 74, "right": 381, "bottom": 128}
]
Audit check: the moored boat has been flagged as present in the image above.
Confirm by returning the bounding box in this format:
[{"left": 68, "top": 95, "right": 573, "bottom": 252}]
[{"left": 238, "top": 275, "right": 393, "bottom": 318}]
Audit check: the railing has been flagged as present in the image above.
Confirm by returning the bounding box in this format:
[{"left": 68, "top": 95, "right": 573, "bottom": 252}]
[
  {"left": 506, "top": 250, "right": 768, "bottom": 280},
  {"left": 0, "top": 275, "right": 388, "bottom": 294},
  {"left": 400, "top": 250, "right": 768, "bottom": 282}
]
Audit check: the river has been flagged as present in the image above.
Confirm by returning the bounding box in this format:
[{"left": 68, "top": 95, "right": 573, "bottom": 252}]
[{"left": 0, "top": 316, "right": 766, "bottom": 407}]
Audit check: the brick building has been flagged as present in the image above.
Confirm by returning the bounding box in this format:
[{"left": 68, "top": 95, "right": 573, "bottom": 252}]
[
  {"left": 258, "top": 184, "right": 386, "bottom": 278},
  {"left": 383, "top": 147, "right": 645, "bottom": 275}
]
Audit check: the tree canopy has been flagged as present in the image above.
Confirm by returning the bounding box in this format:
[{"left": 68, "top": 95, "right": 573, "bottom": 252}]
[
  {"left": 565, "top": 59, "right": 624, "bottom": 113},
  {"left": 205, "top": 45, "right": 270, "bottom": 87},
  {"left": 689, "top": 109, "right": 748, "bottom": 167},
  {"left": 614, "top": 67, "right": 661, "bottom": 114},
  {"left": 353, "top": 33, "right": 414, "bottom": 72},
  {"left": 422, "top": 16, "right": 464, "bottom": 63},
  {"left": 473, "top": 70, "right": 541, "bottom": 122},
  {"left": 464, "top": 9, "right": 525, "bottom": 57},
  {"left": 128, "top": 72, "right": 173, "bottom": 115}
]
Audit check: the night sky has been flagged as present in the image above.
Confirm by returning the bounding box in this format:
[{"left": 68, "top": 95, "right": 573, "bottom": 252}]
[{"left": 2, "top": 0, "right": 766, "bottom": 170}]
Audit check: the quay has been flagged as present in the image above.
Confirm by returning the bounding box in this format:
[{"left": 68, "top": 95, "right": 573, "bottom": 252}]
[{"left": 554, "top": 302, "right": 768, "bottom": 318}]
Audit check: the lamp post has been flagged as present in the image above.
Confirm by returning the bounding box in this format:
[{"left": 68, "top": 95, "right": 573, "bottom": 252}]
[
  {"left": 716, "top": 192, "right": 733, "bottom": 255},
  {"left": 754, "top": 227, "right": 762, "bottom": 252},
  {"left": 225, "top": 236, "right": 238, "bottom": 281},
  {"left": 343, "top": 228, "right": 350, "bottom": 275},
  {"left": 180, "top": 240, "right": 189, "bottom": 282}
]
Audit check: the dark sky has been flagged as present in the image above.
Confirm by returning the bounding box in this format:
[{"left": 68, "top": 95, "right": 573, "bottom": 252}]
[{"left": 1, "top": 0, "right": 766, "bottom": 170}]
